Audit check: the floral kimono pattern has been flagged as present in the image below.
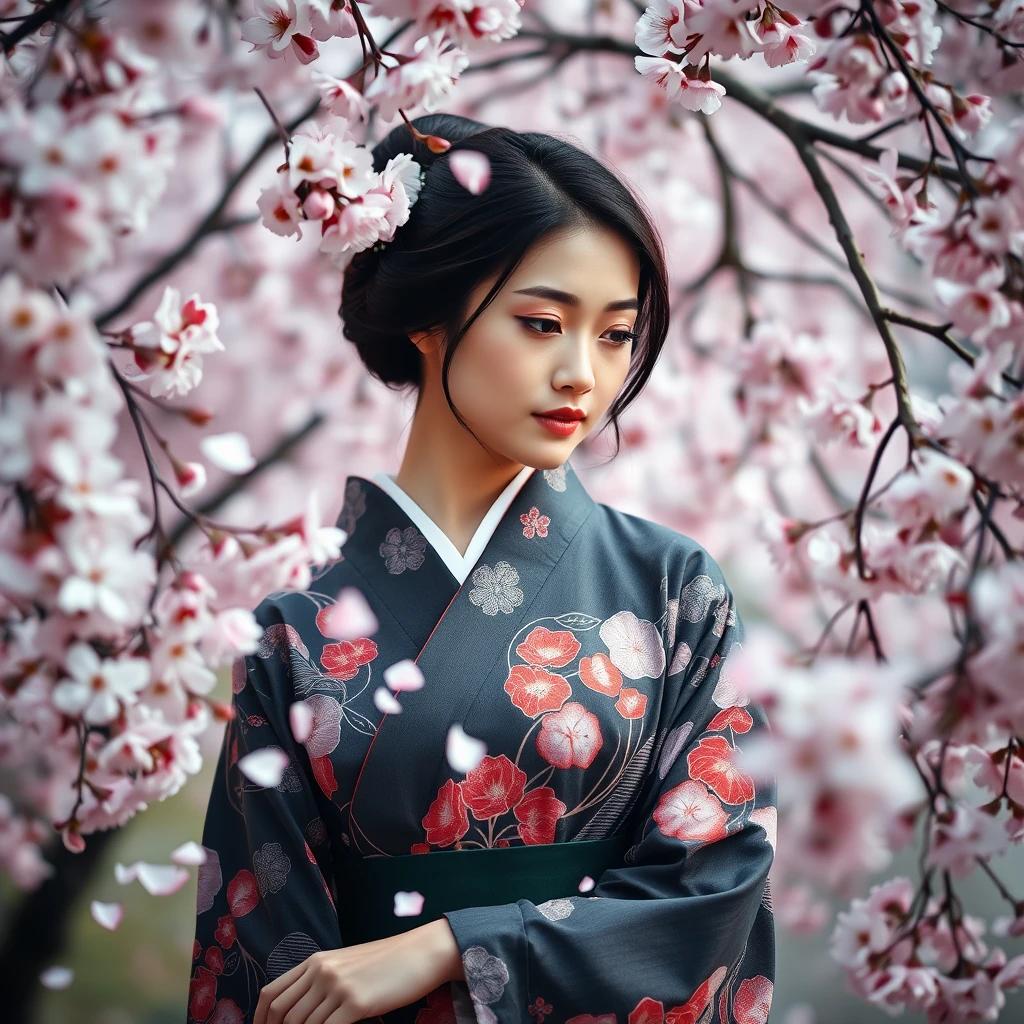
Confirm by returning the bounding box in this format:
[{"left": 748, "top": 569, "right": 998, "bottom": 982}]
[{"left": 187, "top": 459, "right": 776, "bottom": 1024}]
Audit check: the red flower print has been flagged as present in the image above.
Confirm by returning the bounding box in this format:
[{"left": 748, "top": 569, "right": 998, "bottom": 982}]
[
  {"left": 664, "top": 965, "right": 726, "bottom": 1024},
  {"left": 520, "top": 506, "right": 550, "bottom": 539},
  {"left": 536, "top": 701, "right": 603, "bottom": 769},
  {"left": 204, "top": 945, "right": 224, "bottom": 975},
  {"left": 566, "top": 1015, "right": 616, "bottom": 1023},
  {"left": 614, "top": 687, "right": 648, "bottom": 720},
  {"left": 227, "top": 868, "right": 259, "bottom": 917},
  {"left": 192, "top": 939, "right": 201, "bottom": 962},
  {"left": 410, "top": 842, "right": 431, "bottom": 854},
  {"left": 209, "top": 999, "right": 244, "bottom": 1024},
  {"left": 516, "top": 626, "right": 581, "bottom": 668},
  {"left": 231, "top": 659, "right": 246, "bottom": 694},
  {"left": 188, "top": 965, "right": 217, "bottom": 1022},
  {"left": 528, "top": 994, "right": 554, "bottom": 1022},
  {"left": 687, "top": 735, "right": 755, "bottom": 805},
  {"left": 707, "top": 706, "right": 753, "bottom": 734},
  {"left": 214, "top": 914, "right": 236, "bottom": 949},
  {"left": 504, "top": 664, "right": 572, "bottom": 718},
  {"left": 579, "top": 653, "right": 623, "bottom": 697},
  {"left": 514, "top": 786, "right": 567, "bottom": 844},
  {"left": 422, "top": 778, "right": 470, "bottom": 847},
  {"left": 628, "top": 996, "right": 665, "bottom": 1024},
  {"left": 733, "top": 975, "right": 773, "bottom": 1024},
  {"left": 653, "top": 779, "right": 729, "bottom": 844},
  {"left": 462, "top": 754, "right": 527, "bottom": 820},
  {"left": 310, "top": 753, "right": 338, "bottom": 799},
  {"left": 320, "top": 637, "right": 378, "bottom": 680}
]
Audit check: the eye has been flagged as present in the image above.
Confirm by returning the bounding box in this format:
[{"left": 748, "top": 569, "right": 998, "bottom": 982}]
[{"left": 517, "top": 317, "right": 637, "bottom": 347}]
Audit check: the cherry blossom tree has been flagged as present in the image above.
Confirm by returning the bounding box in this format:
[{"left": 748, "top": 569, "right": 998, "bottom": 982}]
[{"left": 1, "top": 0, "right": 1023, "bottom": 1021}]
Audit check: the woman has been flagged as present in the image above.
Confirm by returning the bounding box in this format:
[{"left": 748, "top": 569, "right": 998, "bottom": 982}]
[{"left": 188, "top": 113, "right": 776, "bottom": 1024}]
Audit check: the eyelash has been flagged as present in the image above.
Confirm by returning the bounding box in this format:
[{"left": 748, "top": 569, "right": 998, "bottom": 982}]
[{"left": 516, "top": 316, "right": 637, "bottom": 347}]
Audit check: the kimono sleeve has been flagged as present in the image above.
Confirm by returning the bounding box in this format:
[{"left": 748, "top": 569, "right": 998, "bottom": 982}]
[
  {"left": 186, "top": 617, "right": 343, "bottom": 1024},
  {"left": 442, "top": 571, "right": 777, "bottom": 1024}
]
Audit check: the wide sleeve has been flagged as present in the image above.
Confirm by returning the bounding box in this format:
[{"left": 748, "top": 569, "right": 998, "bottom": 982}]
[
  {"left": 442, "top": 570, "right": 777, "bottom": 1024},
  {"left": 186, "top": 610, "right": 344, "bottom": 1024}
]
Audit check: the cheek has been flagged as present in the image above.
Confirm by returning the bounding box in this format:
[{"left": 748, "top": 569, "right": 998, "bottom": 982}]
[{"left": 453, "top": 325, "right": 536, "bottom": 398}]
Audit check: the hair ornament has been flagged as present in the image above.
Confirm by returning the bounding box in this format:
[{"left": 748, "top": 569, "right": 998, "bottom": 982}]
[{"left": 258, "top": 121, "right": 429, "bottom": 269}]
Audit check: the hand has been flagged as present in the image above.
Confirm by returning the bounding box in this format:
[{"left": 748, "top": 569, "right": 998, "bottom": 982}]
[{"left": 253, "top": 918, "right": 463, "bottom": 1024}]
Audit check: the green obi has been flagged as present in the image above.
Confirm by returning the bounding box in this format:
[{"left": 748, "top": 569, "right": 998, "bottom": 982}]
[{"left": 334, "top": 833, "right": 630, "bottom": 946}]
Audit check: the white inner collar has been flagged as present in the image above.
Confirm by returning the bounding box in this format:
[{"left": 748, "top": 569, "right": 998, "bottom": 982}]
[{"left": 371, "top": 465, "right": 537, "bottom": 584}]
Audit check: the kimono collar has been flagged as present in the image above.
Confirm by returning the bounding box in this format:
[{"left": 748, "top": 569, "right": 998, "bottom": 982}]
[{"left": 369, "top": 463, "right": 537, "bottom": 585}]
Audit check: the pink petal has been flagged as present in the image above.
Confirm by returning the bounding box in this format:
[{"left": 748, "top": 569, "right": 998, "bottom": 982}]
[
  {"left": 289, "top": 701, "right": 314, "bottom": 743},
  {"left": 40, "top": 966, "right": 73, "bottom": 990},
  {"left": 446, "top": 723, "right": 486, "bottom": 773},
  {"left": 171, "top": 841, "right": 208, "bottom": 866},
  {"left": 383, "top": 659, "right": 424, "bottom": 693},
  {"left": 373, "top": 686, "right": 402, "bottom": 714},
  {"left": 321, "top": 587, "right": 378, "bottom": 640},
  {"left": 90, "top": 900, "right": 124, "bottom": 931},
  {"left": 393, "top": 890, "right": 425, "bottom": 917},
  {"left": 238, "top": 747, "right": 289, "bottom": 787},
  {"left": 449, "top": 150, "right": 491, "bottom": 195},
  {"left": 136, "top": 862, "right": 190, "bottom": 896}
]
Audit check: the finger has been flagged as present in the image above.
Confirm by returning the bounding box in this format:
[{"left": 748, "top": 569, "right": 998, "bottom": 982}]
[
  {"left": 281, "top": 981, "right": 330, "bottom": 1024},
  {"left": 255, "top": 962, "right": 308, "bottom": 1024},
  {"left": 262, "top": 970, "right": 314, "bottom": 1024},
  {"left": 304, "top": 995, "right": 346, "bottom": 1024}
]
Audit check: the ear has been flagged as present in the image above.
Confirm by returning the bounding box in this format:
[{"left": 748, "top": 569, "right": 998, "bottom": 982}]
[{"left": 408, "top": 326, "right": 445, "bottom": 355}]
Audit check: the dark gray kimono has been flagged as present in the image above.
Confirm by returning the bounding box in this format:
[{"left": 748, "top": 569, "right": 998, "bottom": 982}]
[{"left": 187, "top": 459, "right": 776, "bottom": 1024}]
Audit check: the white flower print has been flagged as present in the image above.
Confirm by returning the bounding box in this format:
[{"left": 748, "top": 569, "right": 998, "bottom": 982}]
[
  {"left": 678, "top": 574, "right": 725, "bottom": 623},
  {"left": 542, "top": 465, "right": 567, "bottom": 491},
  {"left": 379, "top": 525, "right": 427, "bottom": 574},
  {"left": 536, "top": 896, "right": 576, "bottom": 921},
  {"left": 253, "top": 841, "right": 291, "bottom": 895},
  {"left": 462, "top": 945, "right": 510, "bottom": 1004},
  {"left": 195, "top": 847, "right": 222, "bottom": 913},
  {"left": 468, "top": 561, "right": 524, "bottom": 616},
  {"left": 667, "top": 639, "right": 692, "bottom": 676},
  {"left": 599, "top": 610, "right": 667, "bottom": 679}
]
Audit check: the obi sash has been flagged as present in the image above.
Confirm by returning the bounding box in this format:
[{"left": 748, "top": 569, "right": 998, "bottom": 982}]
[{"left": 333, "top": 833, "right": 631, "bottom": 946}]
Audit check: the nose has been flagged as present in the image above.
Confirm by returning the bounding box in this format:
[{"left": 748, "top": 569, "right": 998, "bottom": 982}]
[{"left": 553, "top": 334, "right": 596, "bottom": 394}]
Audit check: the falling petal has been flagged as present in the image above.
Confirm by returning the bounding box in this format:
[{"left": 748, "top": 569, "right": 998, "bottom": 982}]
[
  {"left": 373, "top": 686, "right": 402, "bottom": 714},
  {"left": 449, "top": 150, "right": 491, "bottom": 195},
  {"left": 578, "top": 875, "right": 595, "bottom": 893},
  {"left": 321, "top": 586, "right": 378, "bottom": 640},
  {"left": 114, "top": 862, "right": 139, "bottom": 885},
  {"left": 394, "top": 890, "right": 425, "bottom": 917},
  {"left": 238, "top": 747, "right": 289, "bottom": 787},
  {"left": 90, "top": 900, "right": 124, "bottom": 931},
  {"left": 40, "top": 966, "right": 73, "bottom": 990},
  {"left": 136, "top": 862, "right": 190, "bottom": 896},
  {"left": 200, "top": 431, "right": 256, "bottom": 473},
  {"left": 171, "top": 841, "right": 208, "bottom": 866},
  {"left": 447, "top": 722, "right": 486, "bottom": 773},
  {"left": 289, "top": 701, "right": 314, "bottom": 743},
  {"left": 384, "top": 659, "right": 424, "bottom": 693}
]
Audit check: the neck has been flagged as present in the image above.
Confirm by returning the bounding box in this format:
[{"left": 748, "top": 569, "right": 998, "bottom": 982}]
[{"left": 394, "top": 401, "right": 528, "bottom": 556}]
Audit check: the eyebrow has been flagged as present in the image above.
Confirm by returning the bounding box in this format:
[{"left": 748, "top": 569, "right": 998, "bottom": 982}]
[{"left": 512, "top": 285, "right": 638, "bottom": 312}]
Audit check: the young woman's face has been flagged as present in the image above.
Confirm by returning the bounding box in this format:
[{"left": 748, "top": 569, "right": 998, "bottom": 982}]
[{"left": 414, "top": 223, "right": 641, "bottom": 470}]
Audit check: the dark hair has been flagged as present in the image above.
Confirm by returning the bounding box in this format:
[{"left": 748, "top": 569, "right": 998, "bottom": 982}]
[{"left": 339, "top": 113, "right": 670, "bottom": 459}]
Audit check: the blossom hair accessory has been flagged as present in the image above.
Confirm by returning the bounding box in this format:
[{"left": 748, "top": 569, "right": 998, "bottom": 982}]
[{"left": 257, "top": 118, "right": 432, "bottom": 270}]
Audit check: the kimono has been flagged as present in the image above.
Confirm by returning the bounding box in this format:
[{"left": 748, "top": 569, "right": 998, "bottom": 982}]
[{"left": 187, "top": 458, "right": 777, "bottom": 1024}]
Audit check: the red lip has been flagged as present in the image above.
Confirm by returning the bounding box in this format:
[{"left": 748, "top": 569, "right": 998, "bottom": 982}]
[{"left": 534, "top": 407, "right": 586, "bottom": 421}]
